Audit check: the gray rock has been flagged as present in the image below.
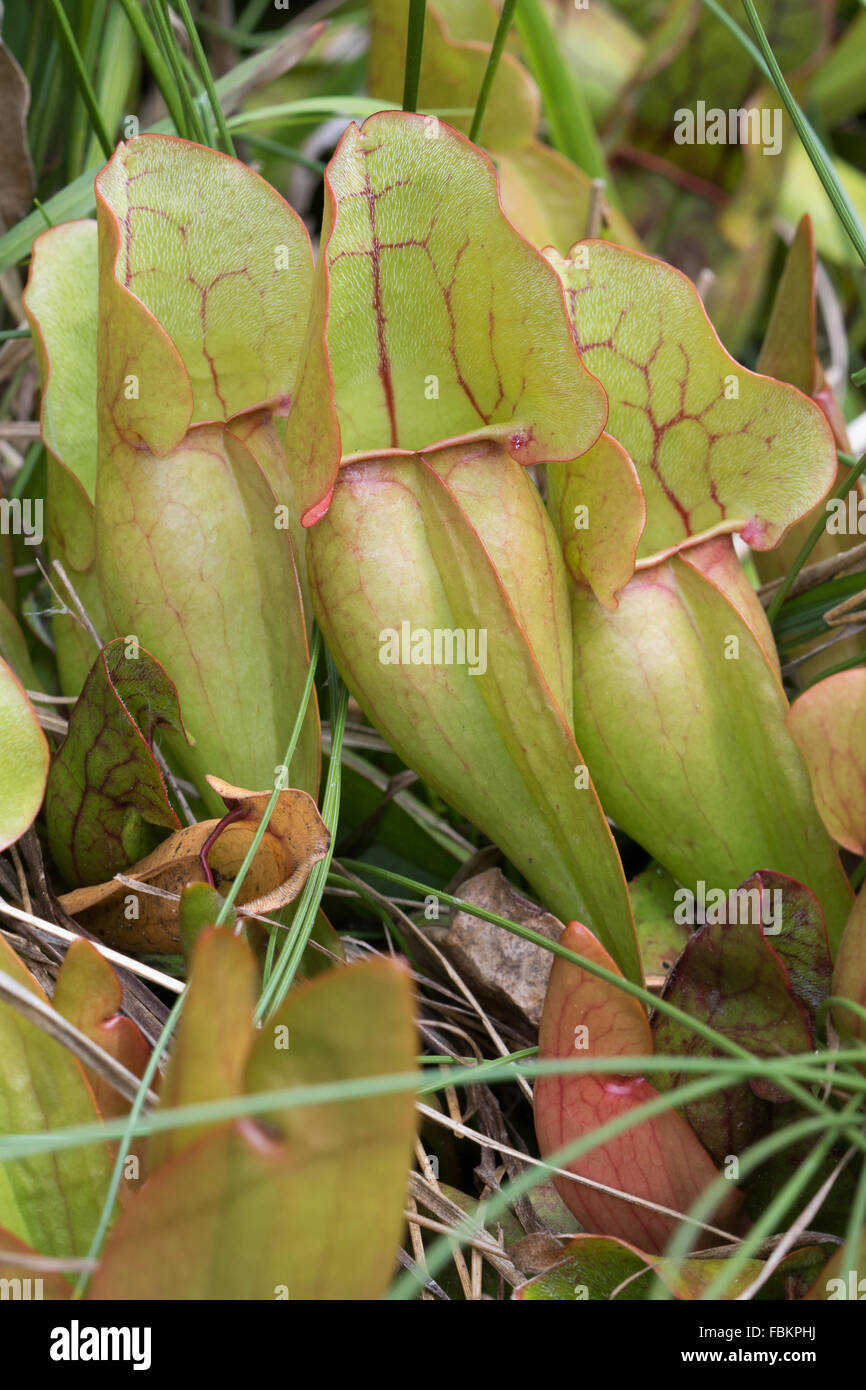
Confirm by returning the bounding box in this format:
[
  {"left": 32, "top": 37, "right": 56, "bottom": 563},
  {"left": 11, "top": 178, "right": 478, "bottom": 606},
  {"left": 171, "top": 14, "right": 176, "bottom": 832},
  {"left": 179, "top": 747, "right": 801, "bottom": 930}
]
[{"left": 443, "top": 868, "right": 565, "bottom": 1033}]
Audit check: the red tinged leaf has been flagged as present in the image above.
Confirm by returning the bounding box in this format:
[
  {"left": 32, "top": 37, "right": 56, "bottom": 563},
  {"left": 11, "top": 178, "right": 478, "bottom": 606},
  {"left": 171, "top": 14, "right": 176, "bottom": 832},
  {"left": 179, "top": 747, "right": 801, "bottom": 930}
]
[
  {"left": 652, "top": 884, "right": 819, "bottom": 1165},
  {"left": 680, "top": 535, "right": 780, "bottom": 674},
  {"left": 546, "top": 433, "right": 646, "bottom": 610},
  {"left": 52, "top": 938, "right": 151, "bottom": 1123},
  {"left": 737, "top": 871, "right": 832, "bottom": 1021},
  {"left": 787, "top": 670, "right": 866, "bottom": 857},
  {"left": 0, "top": 937, "right": 114, "bottom": 1258},
  {"left": 548, "top": 238, "right": 837, "bottom": 560},
  {"left": 309, "top": 442, "right": 642, "bottom": 984},
  {"left": 22, "top": 219, "right": 108, "bottom": 693},
  {"left": 534, "top": 922, "right": 742, "bottom": 1255},
  {"left": 0, "top": 1228, "right": 73, "bottom": 1300},
  {"left": 565, "top": 551, "right": 854, "bottom": 954},
  {"left": 45, "top": 638, "right": 186, "bottom": 887},
  {"left": 149, "top": 928, "right": 258, "bottom": 1169},
  {"left": 284, "top": 112, "right": 607, "bottom": 526},
  {"left": 0, "top": 656, "right": 49, "bottom": 852},
  {"left": 90, "top": 135, "right": 321, "bottom": 810},
  {"left": 804, "top": 1231, "right": 866, "bottom": 1300},
  {"left": 88, "top": 958, "right": 418, "bottom": 1300},
  {"left": 833, "top": 884, "right": 866, "bottom": 1054}
]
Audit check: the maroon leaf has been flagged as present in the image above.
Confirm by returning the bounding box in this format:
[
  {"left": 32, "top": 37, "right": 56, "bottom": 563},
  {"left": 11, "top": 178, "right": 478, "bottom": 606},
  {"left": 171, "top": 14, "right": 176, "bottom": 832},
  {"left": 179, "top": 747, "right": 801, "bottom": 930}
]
[
  {"left": 534, "top": 921, "right": 741, "bottom": 1253},
  {"left": 738, "top": 871, "right": 832, "bottom": 1023},
  {"left": 44, "top": 638, "right": 186, "bottom": 887},
  {"left": 652, "top": 880, "right": 817, "bottom": 1166}
]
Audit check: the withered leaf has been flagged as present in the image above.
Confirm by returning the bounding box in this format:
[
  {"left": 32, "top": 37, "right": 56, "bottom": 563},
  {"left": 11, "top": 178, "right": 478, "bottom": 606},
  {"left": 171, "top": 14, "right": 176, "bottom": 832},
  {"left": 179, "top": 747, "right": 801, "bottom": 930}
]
[
  {"left": 0, "top": 37, "right": 34, "bottom": 230},
  {"left": 59, "top": 776, "right": 330, "bottom": 953}
]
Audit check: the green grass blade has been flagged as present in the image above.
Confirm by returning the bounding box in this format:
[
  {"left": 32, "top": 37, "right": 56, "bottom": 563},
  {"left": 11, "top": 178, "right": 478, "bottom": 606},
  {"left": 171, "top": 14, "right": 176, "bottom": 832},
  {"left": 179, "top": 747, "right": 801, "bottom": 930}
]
[
  {"left": 469, "top": 0, "right": 517, "bottom": 145},
  {"left": 226, "top": 96, "right": 399, "bottom": 131},
  {"left": 1, "top": 1053, "right": 863, "bottom": 1163},
  {"left": 82, "top": 4, "right": 140, "bottom": 171},
  {"left": 255, "top": 659, "right": 349, "bottom": 1019},
  {"left": 237, "top": 131, "right": 326, "bottom": 174},
  {"left": 648, "top": 1104, "right": 864, "bottom": 1301},
  {"left": 740, "top": 0, "right": 866, "bottom": 266},
  {"left": 515, "top": 0, "right": 608, "bottom": 184},
  {"left": 402, "top": 0, "right": 427, "bottom": 113},
  {"left": 215, "top": 627, "right": 322, "bottom": 924},
  {"left": 699, "top": 1100, "right": 859, "bottom": 1299},
  {"left": 149, "top": 0, "right": 207, "bottom": 143},
  {"left": 803, "top": 649, "right": 866, "bottom": 687},
  {"left": 699, "top": 0, "right": 866, "bottom": 268},
  {"left": 115, "top": 0, "right": 189, "bottom": 138},
  {"left": 841, "top": 1143, "right": 866, "bottom": 1301},
  {"left": 235, "top": 0, "right": 272, "bottom": 37},
  {"left": 66, "top": 0, "right": 109, "bottom": 177},
  {"left": 46, "top": 0, "right": 113, "bottom": 158},
  {"left": 174, "top": 0, "right": 235, "bottom": 154},
  {"left": 73, "top": 990, "right": 187, "bottom": 1297}
]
